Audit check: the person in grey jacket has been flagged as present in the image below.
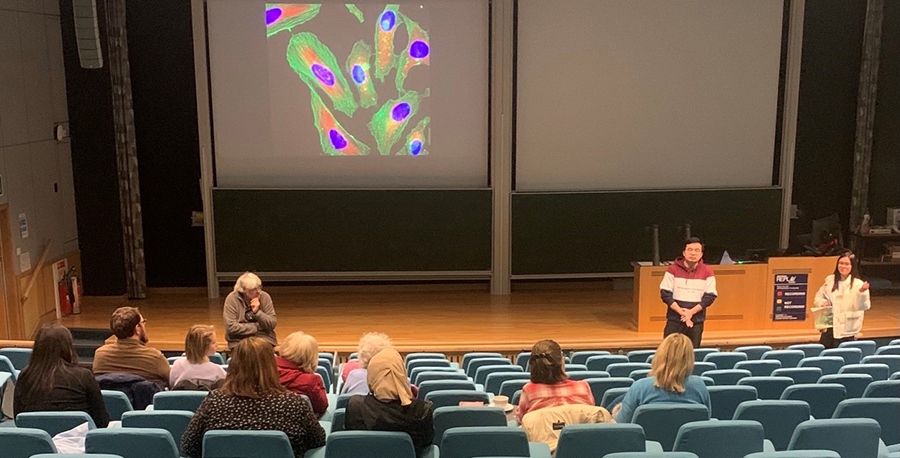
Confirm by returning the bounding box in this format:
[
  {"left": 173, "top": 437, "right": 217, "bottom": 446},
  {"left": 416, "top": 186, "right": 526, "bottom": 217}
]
[{"left": 224, "top": 272, "right": 278, "bottom": 348}]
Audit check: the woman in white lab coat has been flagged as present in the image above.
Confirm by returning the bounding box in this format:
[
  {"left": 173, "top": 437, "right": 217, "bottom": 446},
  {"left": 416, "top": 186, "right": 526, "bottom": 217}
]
[{"left": 813, "top": 252, "right": 871, "bottom": 348}]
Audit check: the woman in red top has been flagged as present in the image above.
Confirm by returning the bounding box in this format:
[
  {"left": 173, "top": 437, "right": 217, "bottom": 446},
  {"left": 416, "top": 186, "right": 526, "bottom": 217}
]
[
  {"left": 515, "top": 339, "right": 594, "bottom": 422},
  {"left": 276, "top": 331, "right": 328, "bottom": 416}
]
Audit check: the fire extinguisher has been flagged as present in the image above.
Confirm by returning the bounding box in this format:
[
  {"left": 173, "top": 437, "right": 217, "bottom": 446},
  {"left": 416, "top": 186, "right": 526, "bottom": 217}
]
[{"left": 59, "top": 277, "right": 72, "bottom": 315}]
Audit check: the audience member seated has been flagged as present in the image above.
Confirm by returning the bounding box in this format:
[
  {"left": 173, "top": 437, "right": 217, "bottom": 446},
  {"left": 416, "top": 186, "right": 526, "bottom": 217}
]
[
  {"left": 276, "top": 331, "right": 328, "bottom": 416},
  {"left": 613, "top": 333, "right": 710, "bottom": 423},
  {"left": 181, "top": 337, "right": 326, "bottom": 458},
  {"left": 344, "top": 348, "right": 433, "bottom": 457},
  {"left": 224, "top": 272, "right": 277, "bottom": 349},
  {"left": 515, "top": 339, "right": 595, "bottom": 423},
  {"left": 13, "top": 324, "right": 110, "bottom": 427},
  {"left": 92, "top": 306, "right": 170, "bottom": 388},
  {"left": 342, "top": 332, "right": 394, "bottom": 394},
  {"left": 170, "top": 325, "right": 227, "bottom": 390}
]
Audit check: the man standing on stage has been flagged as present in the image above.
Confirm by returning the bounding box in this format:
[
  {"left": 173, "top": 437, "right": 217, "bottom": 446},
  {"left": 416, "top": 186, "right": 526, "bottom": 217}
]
[{"left": 660, "top": 237, "right": 717, "bottom": 346}]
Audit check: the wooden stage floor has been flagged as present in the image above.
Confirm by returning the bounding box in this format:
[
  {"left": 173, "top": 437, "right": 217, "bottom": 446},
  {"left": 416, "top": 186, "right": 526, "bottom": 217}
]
[{"left": 58, "top": 283, "right": 900, "bottom": 354}]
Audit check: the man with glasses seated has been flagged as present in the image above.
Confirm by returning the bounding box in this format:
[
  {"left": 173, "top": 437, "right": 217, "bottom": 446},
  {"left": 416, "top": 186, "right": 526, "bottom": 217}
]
[
  {"left": 93, "top": 306, "right": 171, "bottom": 388},
  {"left": 660, "top": 237, "right": 717, "bottom": 347}
]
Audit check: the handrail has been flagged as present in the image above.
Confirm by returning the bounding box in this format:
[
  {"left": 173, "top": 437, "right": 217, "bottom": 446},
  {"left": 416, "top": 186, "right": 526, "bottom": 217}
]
[{"left": 21, "top": 240, "right": 52, "bottom": 303}]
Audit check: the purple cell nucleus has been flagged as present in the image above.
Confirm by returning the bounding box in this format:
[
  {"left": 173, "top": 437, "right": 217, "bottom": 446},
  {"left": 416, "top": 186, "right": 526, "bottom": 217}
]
[
  {"left": 409, "top": 41, "right": 430, "bottom": 59},
  {"left": 265, "top": 8, "right": 282, "bottom": 26},
  {"left": 311, "top": 63, "right": 335, "bottom": 86},
  {"left": 391, "top": 102, "right": 411, "bottom": 122},
  {"left": 380, "top": 11, "right": 396, "bottom": 32},
  {"left": 329, "top": 129, "right": 348, "bottom": 150},
  {"left": 410, "top": 139, "right": 423, "bottom": 155},
  {"left": 352, "top": 65, "right": 366, "bottom": 84}
]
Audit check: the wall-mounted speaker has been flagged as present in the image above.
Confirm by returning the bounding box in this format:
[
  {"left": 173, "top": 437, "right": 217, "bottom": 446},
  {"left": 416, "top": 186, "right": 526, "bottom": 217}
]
[{"left": 72, "top": 0, "right": 103, "bottom": 69}]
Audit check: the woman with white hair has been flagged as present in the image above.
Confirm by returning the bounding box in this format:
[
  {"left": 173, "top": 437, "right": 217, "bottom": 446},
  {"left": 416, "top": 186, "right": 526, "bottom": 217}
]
[
  {"left": 223, "top": 272, "right": 277, "bottom": 349},
  {"left": 341, "top": 332, "right": 394, "bottom": 394}
]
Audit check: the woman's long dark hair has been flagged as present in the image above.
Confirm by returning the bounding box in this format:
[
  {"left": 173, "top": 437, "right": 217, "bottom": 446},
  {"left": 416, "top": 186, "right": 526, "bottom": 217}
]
[
  {"left": 832, "top": 251, "right": 861, "bottom": 292},
  {"left": 17, "top": 324, "right": 79, "bottom": 398}
]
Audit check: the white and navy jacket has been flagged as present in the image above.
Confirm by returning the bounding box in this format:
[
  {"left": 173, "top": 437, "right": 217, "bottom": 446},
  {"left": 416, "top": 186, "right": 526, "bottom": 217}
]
[{"left": 660, "top": 258, "right": 718, "bottom": 324}]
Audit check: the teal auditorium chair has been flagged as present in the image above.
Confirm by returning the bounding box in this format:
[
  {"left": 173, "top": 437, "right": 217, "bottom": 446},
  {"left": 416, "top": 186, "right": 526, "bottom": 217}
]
[
  {"left": 745, "top": 452, "right": 840, "bottom": 458},
  {"left": 833, "top": 398, "right": 900, "bottom": 446},
  {"left": 787, "top": 344, "right": 825, "bottom": 358},
  {"left": 585, "top": 355, "right": 628, "bottom": 372},
  {"left": 0, "top": 355, "right": 19, "bottom": 382},
  {"left": 863, "top": 380, "right": 900, "bottom": 397},
  {"left": 432, "top": 406, "right": 507, "bottom": 446},
  {"left": 861, "top": 355, "right": 900, "bottom": 374},
  {"left": 202, "top": 430, "right": 294, "bottom": 458},
  {"left": 121, "top": 410, "right": 194, "bottom": 454},
  {"left": 461, "top": 353, "right": 503, "bottom": 373},
  {"left": 691, "top": 363, "right": 716, "bottom": 376},
  {"left": 439, "top": 426, "right": 550, "bottom": 458},
  {"left": 630, "top": 369, "right": 652, "bottom": 380},
  {"left": 425, "top": 390, "right": 489, "bottom": 410},
  {"left": 571, "top": 350, "right": 611, "bottom": 365},
  {"left": 475, "top": 365, "right": 523, "bottom": 386},
  {"left": 485, "top": 372, "right": 530, "bottom": 395},
  {"left": 733, "top": 400, "right": 811, "bottom": 451},
  {"left": 605, "top": 454, "right": 699, "bottom": 458},
  {"left": 875, "top": 345, "right": 900, "bottom": 356},
  {"left": 417, "top": 380, "right": 477, "bottom": 400},
  {"left": 607, "top": 363, "right": 651, "bottom": 378},
  {"left": 706, "top": 385, "right": 757, "bottom": 420},
  {"left": 839, "top": 363, "right": 891, "bottom": 381},
  {"left": 500, "top": 379, "right": 529, "bottom": 398},
  {"left": 781, "top": 384, "right": 846, "bottom": 419},
  {"left": 627, "top": 350, "right": 655, "bottom": 363},
  {"left": 515, "top": 352, "right": 531, "bottom": 369},
  {"left": 672, "top": 420, "right": 765, "bottom": 458},
  {"left": 703, "top": 352, "right": 747, "bottom": 370},
  {"left": 763, "top": 350, "right": 806, "bottom": 368},
  {"left": 411, "top": 367, "right": 459, "bottom": 385},
  {"left": 586, "top": 378, "right": 633, "bottom": 406},
  {"left": 101, "top": 390, "right": 133, "bottom": 421},
  {"left": 735, "top": 360, "right": 782, "bottom": 377},
  {"left": 512, "top": 390, "right": 522, "bottom": 406},
  {"left": 735, "top": 345, "right": 773, "bottom": 360},
  {"left": 466, "top": 358, "right": 512, "bottom": 379},
  {"left": 555, "top": 423, "right": 648, "bottom": 458},
  {"left": 737, "top": 376, "right": 794, "bottom": 400},
  {"left": 32, "top": 454, "right": 124, "bottom": 458},
  {"left": 772, "top": 367, "right": 822, "bottom": 385},
  {"left": 316, "top": 367, "right": 332, "bottom": 393},
  {"left": 564, "top": 364, "right": 588, "bottom": 372},
  {"left": 798, "top": 357, "right": 844, "bottom": 376},
  {"left": 568, "top": 371, "right": 610, "bottom": 381},
  {"left": 418, "top": 371, "right": 469, "bottom": 385},
  {"left": 693, "top": 349, "right": 719, "bottom": 362},
  {"left": 85, "top": 428, "right": 179, "bottom": 458},
  {"left": 698, "top": 376, "right": 715, "bottom": 386},
  {"left": 601, "top": 387, "right": 631, "bottom": 409},
  {"left": 0, "top": 428, "right": 57, "bottom": 458},
  {"left": 703, "top": 369, "right": 752, "bottom": 386},
  {"left": 15, "top": 411, "right": 96, "bottom": 437},
  {"left": 331, "top": 408, "right": 345, "bottom": 432},
  {"left": 787, "top": 418, "right": 882, "bottom": 458},
  {"left": 408, "top": 359, "right": 453, "bottom": 373},
  {"left": 818, "top": 373, "right": 872, "bottom": 398},
  {"left": 335, "top": 393, "right": 361, "bottom": 410},
  {"left": 405, "top": 353, "right": 446, "bottom": 366},
  {"left": 153, "top": 391, "right": 208, "bottom": 412},
  {"left": 820, "top": 348, "right": 862, "bottom": 365},
  {"left": 839, "top": 340, "right": 877, "bottom": 357},
  {"left": 632, "top": 404, "right": 710, "bottom": 451},
  {"left": 0, "top": 348, "right": 31, "bottom": 370}
]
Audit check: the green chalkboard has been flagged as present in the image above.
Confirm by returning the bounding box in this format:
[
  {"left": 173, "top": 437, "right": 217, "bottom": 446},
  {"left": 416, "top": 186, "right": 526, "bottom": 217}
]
[
  {"left": 213, "top": 189, "right": 492, "bottom": 273},
  {"left": 511, "top": 188, "right": 783, "bottom": 275}
]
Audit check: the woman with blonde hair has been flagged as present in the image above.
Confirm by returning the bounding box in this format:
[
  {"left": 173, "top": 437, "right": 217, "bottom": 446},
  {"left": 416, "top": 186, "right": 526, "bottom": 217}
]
[
  {"left": 341, "top": 331, "right": 394, "bottom": 394},
  {"left": 515, "top": 339, "right": 594, "bottom": 423},
  {"left": 276, "top": 331, "right": 328, "bottom": 416},
  {"left": 181, "top": 337, "right": 325, "bottom": 458},
  {"left": 613, "top": 333, "right": 710, "bottom": 423},
  {"left": 345, "top": 348, "right": 433, "bottom": 457},
  {"left": 170, "top": 325, "right": 226, "bottom": 389}
]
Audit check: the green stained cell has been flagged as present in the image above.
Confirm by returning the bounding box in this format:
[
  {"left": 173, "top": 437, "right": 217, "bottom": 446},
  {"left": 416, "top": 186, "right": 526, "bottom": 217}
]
[
  {"left": 266, "top": 4, "right": 321, "bottom": 38},
  {"left": 286, "top": 32, "right": 358, "bottom": 117},
  {"left": 309, "top": 90, "right": 369, "bottom": 156},
  {"left": 374, "top": 5, "right": 401, "bottom": 82},
  {"left": 395, "top": 12, "right": 430, "bottom": 93},
  {"left": 345, "top": 4, "right": 364, "bottom": 23},
  {"left": 368, "top": 89, "right": 429, "bottom": 155},
  {"left": 395, "top": 116, "right": 430, "bottom": 156},
  {"left": 345, "top": 40, "right": 378, "bottom": 109}
]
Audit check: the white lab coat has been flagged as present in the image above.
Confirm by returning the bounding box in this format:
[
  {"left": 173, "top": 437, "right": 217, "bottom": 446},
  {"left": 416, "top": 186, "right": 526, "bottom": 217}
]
[{"left": 813, "top": 276, "right": 871, "bottom": 339}]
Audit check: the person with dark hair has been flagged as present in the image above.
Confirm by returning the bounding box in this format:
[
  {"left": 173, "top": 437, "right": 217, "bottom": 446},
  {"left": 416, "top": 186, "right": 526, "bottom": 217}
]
[
  {"left": 181, "top": 337, "right": 325, "bottom": 458},
  {"left": 660, "top": 237, "right": 717, "bottom": 346},
  {"left": 813, "top": 251, "right": 871, "bottom": 348},
  {"left": 92, "top": 306, "right": 170, "bottom": 387},
  {"left": 515, "top": 340, "right": 594, "bottom": 423},
  {"left": 14, "top": 324, "right": 110, "bottom": 427}
]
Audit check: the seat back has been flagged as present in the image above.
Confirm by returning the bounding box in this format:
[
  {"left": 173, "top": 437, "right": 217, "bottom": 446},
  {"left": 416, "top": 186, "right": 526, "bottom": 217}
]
[
  {"left": 31, "top": 454, "right": 124, "bottom": 458},
  {"left": 585, "top": 355, "right": 629, "bottom": 372},
  {"left": 410, "top": 367, "right": 458, "bottom": 385},
  {"left": 600, "top": 387, "right": 631, "bottom": 410},
  {"left": 838, "top": 363, "right": 891, "bottom": 381},
  {"left": 834, "top": 398, "right": 900, "bottom": 446},
  {"left": 567, "top": 371, "right": 610, "bottom": 381},
  {"left": 564, "top": 364, "right": 588, "bottom": 372},
  {"left": 604, "top": 453, "right": 700, "bottom": 458},
  {"left": 316, "top": 366, "right": 332, "bottom": 392},
  {"left": 734, "top": 346, "right": 773, "bottom": 361},
  {"left": 874, "top": 345, "right": 900, "bottom": 356},
  {"left": 798, "top": 357, "right": 844, "bottom": 376},
  {"left": 153, "top": 391, "right": 208, "bottom": 412},
  {"left": 432, "top": 406, "right": 507, "bottom": 445},
  {"left": 838, "top": 340, "right": 876, "bottom": 357},
  {"left": 733, "top": 400, "right": 811, "bottom": 451},
  {"left": 439, "top": 426, "right": 530, "bottom": 458},
  {"left": 606, "top": 363, "right": 651, "bottom": 378},
  {"left": 121, "top": 410, "right": 194, "bottom": 454},
  {"left": 466, "top": 358, "right": 511, "bottom": 379},
  {"left": 586, "top": 378, "right": 633, "bottom": 406},
  {"left": 202, "top": 430, "right": 294, "bottom": 458},
  {"left": 818, "top": 374, "right": 872, "bottom": 398},
  {"left": 331, "top": 408, "right": 346, "bottom": 432},
  {"left": 772, "top": 367, "right": 823, "bottom": 385},
  {"left": 735, "top": 360, "right": 782, "bottom": 377},
  {"left": 780, "top": 383, "right": 846, "bottom": 419},
  {"left": 820, "top": 348, "right": 862, "bottom": 365},
  {"left": 763, "top": 350, "right": 807, "bottom": 368},
  {"left": 415, "top": 371, "right": 469, "bottom": 385},
  {"left": 632, "top": 403, "right": 710, "bottom": 451},
  {"left": 407, "top": 358, "right": 453, "bottom": 373},
  {"left": 405, "top": 353, "right": 446, "bottom": 366},
  {"left": 475, "top": 365, "right": 523, "bottom": 387},
  {"left": 627, "top": 350, "right": 655, "bottom": 363},
  {"left": 703, "top": 352, "right": 748, "bottom": 370},
  {"left": 629, "top": 369, "right": 651, "bottom": 380},
  {"left": 101, "top": 390, "right": 134, "bottom": 421},
  {"left": 571, "top": 351, "right": 612, "bottom": 366},
  {"left": 693, "top": 349, "right": 720, "bottom": 362},
  {"left": 461, "top": 353, "right": 503, "bottom": 372},
  {"left": 0, "top": 347, "right": 31, "bottom": 370},
  {"left": 741, "top": 452, "right": 840, "bottom": 458},
  {"left": 704, "top": 369, "right": 752, "bottom": 386},
  {"left": 707, "top": 386, "right": 757, "bottom": 420},
  {"left": 85, "top": 428, "right": 179, "bottom": 458},
  {"left": 424, "top": 390, "right": 490, "bottom": 410},
  {"left": 499, "top": 379, "right": 529, "bottom": 398},
  {"left": 555, "top": 423, "right": 645, "bottom": 458},
  {"left": 335, "top": 393, "right": 362, "bottom": 410},
  {"left": 0, "top": 428, "right": 57, "bottom": 458},
  {"left": 860, "top": 355, "right": 900, "bottom": 374},
  {"left": 691, "top": 362, "right": 717, "bottom": 376},
  {"left": 417, "top": 380, "right": 477, "bottom": 400},
  {"left": 15, "top": 411, "right": 96, "bottom": 437},
  {"left": 787, "top": 418, "right": 881, "bottom": 458},
  {"left": 673, "top": 420, "right": 765, "bottom": 458},
  {"left": 0, "top": 355, "right": 18, "bottom": 383},
  {"left": 484, "top": 372, "right": 530, "bottom": 395},
  {"left": 736, "top": 376, "right": 794, "bottom": 400},
  {"left": 515, "top": 352, "right": 531, "bottom": 369},
  {"left": 862, "top": 379, "right": 900, "bottom": 398},
  {"left": 787, "top": 344, "right": 825, "bottom": 358}
]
